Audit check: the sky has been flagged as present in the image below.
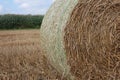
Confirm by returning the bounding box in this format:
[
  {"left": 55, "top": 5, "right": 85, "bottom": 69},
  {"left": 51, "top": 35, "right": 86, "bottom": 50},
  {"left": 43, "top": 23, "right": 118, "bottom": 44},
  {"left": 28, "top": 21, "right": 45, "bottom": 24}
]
[{"left": 0, "top": 0, "right": 55, "bottom": 15}]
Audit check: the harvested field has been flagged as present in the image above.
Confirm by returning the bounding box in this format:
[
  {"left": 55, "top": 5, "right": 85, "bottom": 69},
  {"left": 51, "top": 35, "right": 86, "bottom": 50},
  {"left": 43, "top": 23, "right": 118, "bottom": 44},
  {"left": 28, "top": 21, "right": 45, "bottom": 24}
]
[{"left": 0, "top": 30, "right": 56, "bottom": 80}]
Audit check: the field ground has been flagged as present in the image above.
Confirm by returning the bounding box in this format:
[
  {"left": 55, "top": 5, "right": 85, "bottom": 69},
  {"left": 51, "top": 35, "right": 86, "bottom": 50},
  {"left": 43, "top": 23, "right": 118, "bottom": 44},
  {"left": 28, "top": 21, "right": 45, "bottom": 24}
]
[{"left": 0, "top": 29, "right": 47, "bottom": 80}]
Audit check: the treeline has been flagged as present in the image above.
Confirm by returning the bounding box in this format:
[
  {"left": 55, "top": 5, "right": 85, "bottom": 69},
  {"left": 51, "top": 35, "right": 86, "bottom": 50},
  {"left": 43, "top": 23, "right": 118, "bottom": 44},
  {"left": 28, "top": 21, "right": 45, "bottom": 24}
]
[{"left": 0, "top": 14, "right": 44, "bottom": 29}]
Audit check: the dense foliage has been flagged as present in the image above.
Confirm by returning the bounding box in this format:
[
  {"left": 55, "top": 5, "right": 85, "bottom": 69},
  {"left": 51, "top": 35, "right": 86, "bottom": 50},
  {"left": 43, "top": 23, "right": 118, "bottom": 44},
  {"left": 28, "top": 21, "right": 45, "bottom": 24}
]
[{"left": 0, "top": 14, "right": 44, "bottom": 29}]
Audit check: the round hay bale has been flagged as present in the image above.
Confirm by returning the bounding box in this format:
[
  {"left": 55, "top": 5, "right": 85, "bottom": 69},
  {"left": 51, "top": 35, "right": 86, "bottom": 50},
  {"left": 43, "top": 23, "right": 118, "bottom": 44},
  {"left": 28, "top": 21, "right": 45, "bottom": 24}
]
[{"left": 40, "top": 0, "right": 120, "bottom": 80}]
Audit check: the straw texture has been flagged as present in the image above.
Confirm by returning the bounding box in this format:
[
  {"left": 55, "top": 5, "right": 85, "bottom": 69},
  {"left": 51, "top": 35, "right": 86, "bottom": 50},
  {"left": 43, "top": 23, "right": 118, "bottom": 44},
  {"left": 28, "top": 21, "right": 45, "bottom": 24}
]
[
  {"left": 40, "top": 0, "right": 120, "bottom": 79},
  {"left": 40, "top": 0, "right": 78, "bottom": 79},
  {"left": 64, "top": 0, "right": 120, "bottom": 79}
]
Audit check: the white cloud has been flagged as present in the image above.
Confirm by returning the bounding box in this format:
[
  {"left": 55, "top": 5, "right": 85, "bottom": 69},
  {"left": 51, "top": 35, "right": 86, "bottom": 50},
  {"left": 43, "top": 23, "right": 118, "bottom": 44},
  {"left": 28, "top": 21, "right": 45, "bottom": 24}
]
[
  {"left": 20, "top": 3, "right": 29, "bottom": 8},
  {"left": 52, "top": 0, "right": 56, "bottom": 2},
  {"left": 14, "top": 0, "right": 47, "bottom": 7},
  {"left": 14, "top": 0, "right": 21, "bottom": 3},
  {"left": 14, "top": 0, "right": 52, "bottom": 14},
  {"left": 0, "top": 5, "right": 3, "bottom": 12}
]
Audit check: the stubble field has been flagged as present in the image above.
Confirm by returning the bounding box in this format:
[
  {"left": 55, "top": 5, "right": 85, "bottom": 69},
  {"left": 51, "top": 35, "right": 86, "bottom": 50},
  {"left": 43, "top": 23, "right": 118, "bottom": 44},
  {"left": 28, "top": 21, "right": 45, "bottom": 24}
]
[{"left": 0, "top": 29, "right": 47, "bottom": 80}]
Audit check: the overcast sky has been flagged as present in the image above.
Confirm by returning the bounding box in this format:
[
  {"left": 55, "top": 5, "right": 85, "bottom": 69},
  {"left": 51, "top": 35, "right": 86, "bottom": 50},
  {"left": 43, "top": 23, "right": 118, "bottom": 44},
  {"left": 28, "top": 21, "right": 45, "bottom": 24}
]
[{"left": 0, "top": 0, "right": 55, "bottom": 15}]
